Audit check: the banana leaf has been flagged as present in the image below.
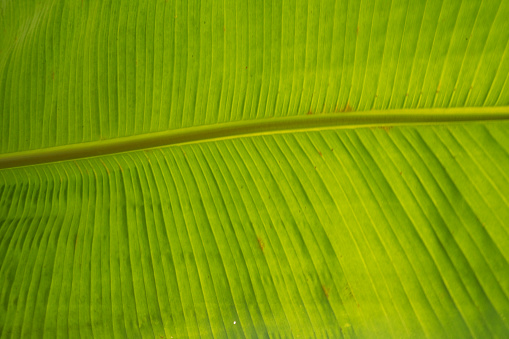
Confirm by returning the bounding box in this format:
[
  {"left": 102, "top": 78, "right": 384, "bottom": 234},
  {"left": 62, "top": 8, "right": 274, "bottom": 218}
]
[{"left": 1, "top": 0, "right": 508, "bottom": 337}]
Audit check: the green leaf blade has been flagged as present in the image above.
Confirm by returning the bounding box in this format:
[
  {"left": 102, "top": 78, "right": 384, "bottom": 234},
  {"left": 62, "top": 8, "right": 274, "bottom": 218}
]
[{"left": 1, "top": 0, "right": 509, "bottom": 337}]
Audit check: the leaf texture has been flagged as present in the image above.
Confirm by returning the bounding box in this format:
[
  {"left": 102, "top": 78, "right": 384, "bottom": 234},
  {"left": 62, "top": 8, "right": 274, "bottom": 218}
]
[
  {"left": 1, "top": 0, "right": 509, "bottom": 152},
  {"left": 1, "top": 0, "right": 509, "bottom": 338},
  {"left": 1, "top": 123, "right": 509, "bottom": 337}
]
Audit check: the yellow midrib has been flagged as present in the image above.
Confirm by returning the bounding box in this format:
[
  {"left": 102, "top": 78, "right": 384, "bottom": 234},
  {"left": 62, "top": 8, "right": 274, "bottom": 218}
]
[{"left": 1, "top": 106, "right": 509, "bottom": 169}]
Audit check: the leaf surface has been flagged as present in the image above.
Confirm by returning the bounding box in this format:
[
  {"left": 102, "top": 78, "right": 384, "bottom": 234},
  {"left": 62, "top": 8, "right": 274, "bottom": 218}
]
[{"left": 1, "top": 0, "right": 509, "bottom": 337}]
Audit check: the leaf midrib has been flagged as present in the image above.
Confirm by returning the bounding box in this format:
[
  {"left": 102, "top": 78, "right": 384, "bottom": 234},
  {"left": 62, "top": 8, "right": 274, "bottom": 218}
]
[{"left": 1, "top": 106, "right": 508, "bottom": 169}]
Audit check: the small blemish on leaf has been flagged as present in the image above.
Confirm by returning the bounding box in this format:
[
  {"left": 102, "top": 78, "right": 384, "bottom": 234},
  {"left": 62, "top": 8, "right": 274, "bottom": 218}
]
[
  {"left": 335, "top": 103, "right": 354, "bottom": 113},
  {"left": 257, "top": 237, "right": 265, "bottom": 252},
  {"left": 321, "top": 284, "right": 330, "bottom": 299},
  {"left": 100, "top": 160, "right": 110, "bottom": 175},
  {"left": 344, "top": 285, "right": 360, "bottom": 307}
]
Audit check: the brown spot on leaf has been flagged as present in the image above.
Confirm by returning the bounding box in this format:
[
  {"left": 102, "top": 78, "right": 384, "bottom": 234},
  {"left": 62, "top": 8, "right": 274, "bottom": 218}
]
[
  {"left": 322, "top": 285, "right": 330, "bottom": 299},
  {"left": 335, "top": 102, "right": 354, "bottom": 113},
  {"left": 257, "top": 237, "right": 265, "bottom": 252},
  {"left": 343, "top": 102, "right": 353, "bottom": 112},
  {"left": 344, "top": 284, "right": 359, "bottom": 307},
  {"left": 318, "top": 150, "right": 322, "bottom": 157},
  {"left": 100, "top": 160, "right": 110, "bottom": 175},
  {"left": 307, "top": 109, "right": 313, "bottom": 115}
]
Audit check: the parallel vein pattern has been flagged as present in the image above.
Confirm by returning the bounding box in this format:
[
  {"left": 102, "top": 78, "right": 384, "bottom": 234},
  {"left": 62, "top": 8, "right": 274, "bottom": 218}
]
[
  {"left": 1, "top": 0, "right": 509, "bottom": 153},
  {"left": 1, "top": 122, "right": 508, "bottom": 338},
  {"left": 2, "top": 0, "right": 509, "bottom": 337}
]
